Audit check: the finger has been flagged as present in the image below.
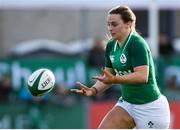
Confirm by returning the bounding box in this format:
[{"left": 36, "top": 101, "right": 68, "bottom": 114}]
[
  {"left": 92, "top": 76, "right": 98, "bottom": 79},
  {"left": 70, "top": 89, "right": 78, "bottom": 92},
  {"left": 76, "top": 81, "right": 89, "bottom": 89},
  {"left": 101, "top": 67, "right": 105, "bottom": 75},
  {"left": 103, "top": 69, "right": 113, "bottom": 77},
  {"left": 92, "top": 76, "right": 104, "bottom": 82},
  {"left": 101, "top": 68, "right": 112, "bottom": 77},
  {"left": 82, "top": 88, "right": 86, "bottom": 95},
  {"left": 70, "top": 89, "right": 83, "bottom": 94}
]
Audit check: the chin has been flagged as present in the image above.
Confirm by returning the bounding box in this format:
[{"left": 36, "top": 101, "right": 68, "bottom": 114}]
[
  {"left": 112, "top": 37, "right": 118, "bottom": 40},
  {"left": 111, "top": 35, "right": 116, "bottom": 39}
]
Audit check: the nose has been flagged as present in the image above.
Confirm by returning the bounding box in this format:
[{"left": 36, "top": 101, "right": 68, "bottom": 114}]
[{"left": 108, "top": 25, "right": 113, "bottom": 32}]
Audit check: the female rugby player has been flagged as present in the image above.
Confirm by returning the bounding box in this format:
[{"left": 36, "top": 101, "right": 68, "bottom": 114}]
[{"left": 71, "top": 5, "right": 170, "bottom": 129}]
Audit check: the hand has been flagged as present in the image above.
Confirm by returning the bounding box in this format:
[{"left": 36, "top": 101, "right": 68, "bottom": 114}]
[
  {"left": 92, "top": 69, "right": 116, "bottom": 84},
  {"left": 70, "top": 81, "right": 96, "bottom": 96}
]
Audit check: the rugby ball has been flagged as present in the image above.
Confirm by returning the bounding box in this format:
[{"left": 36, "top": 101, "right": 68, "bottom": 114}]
[{"left": 27, "top": 68, "right": 55, "bottom": 96}]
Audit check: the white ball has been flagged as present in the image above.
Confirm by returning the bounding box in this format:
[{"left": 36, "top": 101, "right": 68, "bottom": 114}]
[{"left": 27, "top": 68, "right": 55, "bottom": 96}]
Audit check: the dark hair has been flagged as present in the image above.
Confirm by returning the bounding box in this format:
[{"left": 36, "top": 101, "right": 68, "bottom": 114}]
[{"left": 108, "top": 5, "right": 137, "bottom": 33}]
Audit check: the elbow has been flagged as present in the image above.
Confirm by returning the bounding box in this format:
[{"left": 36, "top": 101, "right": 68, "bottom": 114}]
[
  {"left": 140, "top": 76, "right": 148, "bottom": 84},
  {"left": 143, "top": 78, "right": 148, "bottom": 84},
  {"left": 136, "top": 71, "right": 149, "bottom": 84}
]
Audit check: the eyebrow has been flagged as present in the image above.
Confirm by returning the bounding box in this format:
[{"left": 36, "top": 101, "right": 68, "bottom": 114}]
[{"left": 107, "top": 21, "right": 118, "bottom": 24}]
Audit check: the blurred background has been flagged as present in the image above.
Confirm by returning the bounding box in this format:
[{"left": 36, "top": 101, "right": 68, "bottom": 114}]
[{"left": 0, "top": 0, "right": 180, "bottom": 128}]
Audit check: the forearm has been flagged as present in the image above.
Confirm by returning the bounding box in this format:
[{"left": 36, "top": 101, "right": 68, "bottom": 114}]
[{"left": 92, "top": 80, "right": 111, "bottom": 94}]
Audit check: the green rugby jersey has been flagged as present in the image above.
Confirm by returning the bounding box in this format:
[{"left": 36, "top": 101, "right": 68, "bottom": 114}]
[{"left": 105, "top": 32, "right": 161, "bottom": 104}]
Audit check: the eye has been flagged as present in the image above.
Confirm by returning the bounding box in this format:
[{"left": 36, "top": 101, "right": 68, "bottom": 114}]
[
  {"left": 107, "top": 22, "right": 118, "bottom": 28},
  {"left": 111, "top": 22, "right": 118, "bottom": 27}
]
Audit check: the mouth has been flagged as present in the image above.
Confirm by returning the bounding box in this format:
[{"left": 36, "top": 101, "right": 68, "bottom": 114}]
[{"left": 111, "top": 33, "right": 116, "bottom": 37}]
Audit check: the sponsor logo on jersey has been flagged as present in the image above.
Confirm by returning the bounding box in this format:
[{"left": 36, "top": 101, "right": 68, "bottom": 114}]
[
  {"left": 120, "top": 53, "right": 127, "bottom": 64},
  {"left": 115, "top": 69, "right": 132, "bottom": 76}
]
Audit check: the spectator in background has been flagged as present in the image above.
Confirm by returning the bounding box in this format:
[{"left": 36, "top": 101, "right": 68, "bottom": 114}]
[
  {"left": 87, "top": 38, "right": 105, "bottom": 68},
  {"left": 0, "top": 73, "right": 12, "bottom": 103},
  {"left": 48, "top": 82, "right": 77, "bottom": 107},
  {"left": 165, "top": 66, "right": 180, "bottom": 90},
  {"left": 159, "top": 34, "right": 174, "bottom": 56}
]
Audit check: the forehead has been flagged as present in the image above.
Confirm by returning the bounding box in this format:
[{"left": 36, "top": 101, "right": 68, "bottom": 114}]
[{"left": 107, "top": 14, "right": 122, "bottom": 22}]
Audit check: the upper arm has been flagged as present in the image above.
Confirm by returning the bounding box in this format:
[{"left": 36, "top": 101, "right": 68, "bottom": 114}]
[{"left": 130, "top": 38, "right": 150, "bottom": 82}]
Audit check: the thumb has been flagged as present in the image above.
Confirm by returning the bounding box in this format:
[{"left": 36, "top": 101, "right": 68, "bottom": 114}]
[
  {"left": 103, "top": 69, "right": 113, "bottom": 77},
  {"left": 76, "top": 81, "right": 89, "bottom": 90}
]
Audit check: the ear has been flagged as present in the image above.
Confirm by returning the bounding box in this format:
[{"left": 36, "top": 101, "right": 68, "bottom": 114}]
[{"left": 126, "top": 21, "right": 132, "bottom": 28}]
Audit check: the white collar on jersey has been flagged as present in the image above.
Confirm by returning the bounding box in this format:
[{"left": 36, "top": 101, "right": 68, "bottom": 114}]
[{"left": 114, "top": 31, "right": 133, "bottom": 52}]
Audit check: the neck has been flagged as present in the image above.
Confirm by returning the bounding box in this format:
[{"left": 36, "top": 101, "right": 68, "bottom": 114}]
[{"left": 117, "top": 30, "right": 131, "bottom": 47}]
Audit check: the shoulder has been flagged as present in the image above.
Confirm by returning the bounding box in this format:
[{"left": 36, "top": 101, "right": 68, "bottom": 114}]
[
  {"left": 130, "top": 33, "right": 150, "bottom": 51},
  {"left": 131, "top": 33, "right": 147, "bottom": 45}
]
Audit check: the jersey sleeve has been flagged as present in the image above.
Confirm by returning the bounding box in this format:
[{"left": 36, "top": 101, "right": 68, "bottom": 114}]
[
  {"left": 129, "top": 37, "right": 150, "bottom": 68},
  {"left": 105, "top": 41, "right": 113, "bottom": 68}
]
